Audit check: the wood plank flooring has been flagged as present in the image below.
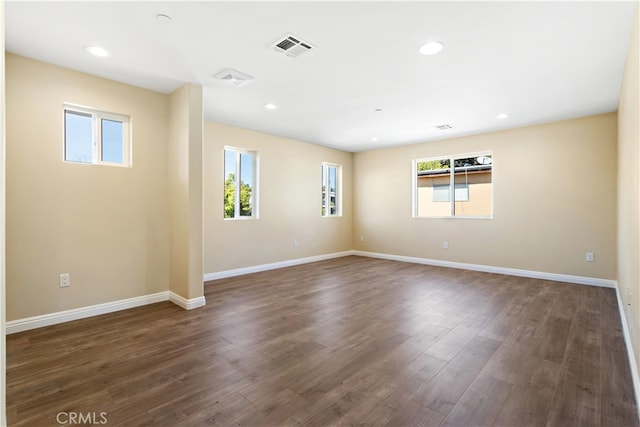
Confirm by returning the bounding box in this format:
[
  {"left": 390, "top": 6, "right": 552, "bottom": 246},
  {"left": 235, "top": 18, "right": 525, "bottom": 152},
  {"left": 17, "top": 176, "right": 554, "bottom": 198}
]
[{"left": 6, "top": 256, "right": 639, "bottom": 426}]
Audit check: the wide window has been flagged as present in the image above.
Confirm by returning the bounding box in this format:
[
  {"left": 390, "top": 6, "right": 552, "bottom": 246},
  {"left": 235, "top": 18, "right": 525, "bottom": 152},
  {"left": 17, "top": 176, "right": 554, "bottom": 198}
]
[
  {"left": 322, "top": 163, "right": 341, "bottom": 217},
  {"left": 224, "top": 147, "right": 258, "bottom": 219},
  {"left": 414, "top": 153, "right": 493, "bottom": 218},
  {"left": 63, "top": 104, "right": 130, "bottom": 166}
]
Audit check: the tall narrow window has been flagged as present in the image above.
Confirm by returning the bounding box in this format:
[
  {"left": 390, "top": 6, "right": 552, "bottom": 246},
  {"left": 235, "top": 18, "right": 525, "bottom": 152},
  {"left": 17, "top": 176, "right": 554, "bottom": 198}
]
[
  {"left": 63, "top": 104, "right": 130, "bottom": 166},
  {"left": 414, "top": 153, "right": 492, "bottom": 218},
  {"left": 224, "top": 147, "right": 258, "bottom": 219},
  {"left": 322, "top": 162, "right": 341, "bottom": 217}
]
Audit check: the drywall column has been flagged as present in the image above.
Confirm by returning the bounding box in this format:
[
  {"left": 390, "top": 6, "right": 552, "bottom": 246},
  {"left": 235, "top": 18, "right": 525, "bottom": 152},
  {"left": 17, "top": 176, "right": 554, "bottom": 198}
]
[
  {"left": 168, "top": 83, "right": 205, "bottom": 307},
  {"left": 0, "top": 3, "right": 6, "bottom": 424},
  {"left": 0, "top": 2, "right": 7, "bottom": 426},
  {"left": 618, "top": 3, "right": 640, "bottom": 402}
]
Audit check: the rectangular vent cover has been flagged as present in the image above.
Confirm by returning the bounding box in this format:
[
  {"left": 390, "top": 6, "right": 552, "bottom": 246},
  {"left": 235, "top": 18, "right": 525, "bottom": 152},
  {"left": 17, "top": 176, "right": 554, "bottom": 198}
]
[{"left": 271, "top": 34, "right": 314, "bottom": 58}]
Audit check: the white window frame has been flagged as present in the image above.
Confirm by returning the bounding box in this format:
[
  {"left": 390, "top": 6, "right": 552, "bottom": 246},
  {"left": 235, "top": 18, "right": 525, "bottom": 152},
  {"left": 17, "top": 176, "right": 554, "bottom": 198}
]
[
  {"left": 63, "top": 103, "right": 131, "bottom": 167},
  {"left": 322, "top": 162, "right": 342, "bottom": 217},
  {"left": 224, "top": 146, "right": 259, "bottom": 220},
  {"left": 413, "top": 151, "right": 493, "bottom": 219}
]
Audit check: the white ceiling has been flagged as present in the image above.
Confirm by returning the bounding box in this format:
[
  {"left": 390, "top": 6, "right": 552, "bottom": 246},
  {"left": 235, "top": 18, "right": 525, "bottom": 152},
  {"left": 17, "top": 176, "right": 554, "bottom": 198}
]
[{"left": 5, "top": 1, "right": 637, "bottom": 152}]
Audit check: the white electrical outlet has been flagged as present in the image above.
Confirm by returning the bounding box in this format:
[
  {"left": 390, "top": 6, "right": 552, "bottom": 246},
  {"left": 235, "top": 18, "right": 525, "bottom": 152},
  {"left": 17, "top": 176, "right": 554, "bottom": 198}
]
[
  {"left": 360, "top": 235, "right": 365, "bottom": 242},
  {"left": 628, "top": 288, "right": 632, "bottom": 306},
  {"left": 443, "top": 241, "right": 449, "bottom": 250},
  {"left": 59, "top": 273, "right": 70, "bottom": 288},
  {"left": 293, "top": 240, "right": 299, "bottom": 248},
  {"left": 585, "top": 252, "right": 594, "bottom": 262}
]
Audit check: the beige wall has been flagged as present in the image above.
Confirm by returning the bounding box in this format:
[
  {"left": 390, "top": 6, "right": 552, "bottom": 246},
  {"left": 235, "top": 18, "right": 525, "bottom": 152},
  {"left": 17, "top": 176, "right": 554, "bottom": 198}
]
[
  {"left": 168, "top": 84, "right": 204, "bottom": 300},
  {"left": 5, "top": 54, "right": 171, "bottom": 320},
  {"left": 618, "top": 4, "right": 640, "bottom": 381},
  {"left": 1, "top": 3, "right": 6, "bottom": 423},
  {"left": 204, "top": 121, "right": 352, "bottom": 273},
  {"left": 354, "top": 113, "right": 618, "bottom": 279}
]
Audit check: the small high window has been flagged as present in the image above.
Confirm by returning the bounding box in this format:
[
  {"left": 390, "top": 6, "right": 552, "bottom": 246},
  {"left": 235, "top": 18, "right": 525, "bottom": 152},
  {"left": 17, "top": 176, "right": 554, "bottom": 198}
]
[
  {"left": 322, "top": 163, "right": 341, "bottom": 217},
  {"left": 63, "top": 104, "right": 130, "bottom": 166},
  {"left": 414, "top": 153, "right": 493, "bottom": 218},
  {"left": 224, "top": 147, "right": 258, "bottom": 219}
]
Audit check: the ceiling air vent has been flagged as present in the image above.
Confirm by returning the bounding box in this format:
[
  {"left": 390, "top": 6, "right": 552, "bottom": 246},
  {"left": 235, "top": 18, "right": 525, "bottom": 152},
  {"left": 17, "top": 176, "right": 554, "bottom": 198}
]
[
  {"left": 435, "top": 124, "right": 453, "bottom": 130},
  {"left": 271, "top": 34, "right": 314, "bottom": 58},
  {"left": 213, "top": 68, "right": 254, "bottom": 87}
]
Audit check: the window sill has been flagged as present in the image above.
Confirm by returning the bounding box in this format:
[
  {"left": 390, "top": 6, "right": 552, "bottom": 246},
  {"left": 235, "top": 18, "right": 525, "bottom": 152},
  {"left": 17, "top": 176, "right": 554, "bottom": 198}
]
[{"left": 413, "top": 215, "right": 493, "bottom": 220}]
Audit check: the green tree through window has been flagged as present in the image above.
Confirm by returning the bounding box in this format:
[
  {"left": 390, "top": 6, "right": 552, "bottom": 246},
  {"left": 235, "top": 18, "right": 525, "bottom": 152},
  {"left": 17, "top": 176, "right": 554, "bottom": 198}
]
[
  {"left": 224, "top": 148, "right": 257, "bottom": 219},
  {"left": 417, "top": 160, "right": 449, "bottom": 171},
  {"left": 224, "top": 173, "right": 253, "bottom": 218}
]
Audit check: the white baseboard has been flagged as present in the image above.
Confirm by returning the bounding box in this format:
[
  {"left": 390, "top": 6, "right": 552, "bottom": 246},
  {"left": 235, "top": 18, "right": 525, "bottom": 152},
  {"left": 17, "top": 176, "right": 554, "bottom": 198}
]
[
  {"left": 203, "top": 250, "right": 355, "bottom": 281},
  {"left": 615, "top": 285, "right": 640, "bottom": 414},
  {"left": 16, "top": 251, "right": 608, "bottom": 332},
  {"left": 203, "top": 249, "right": 616, "bottom": 289},
  {"left": 6, "top": 291, "right": 206, "bottom": 334},
  {"left": 351, "top": 251, "right": 617, "bottom": 288},
  {"left": 169, "top": 292, "right": 206, "bottom": 310}
]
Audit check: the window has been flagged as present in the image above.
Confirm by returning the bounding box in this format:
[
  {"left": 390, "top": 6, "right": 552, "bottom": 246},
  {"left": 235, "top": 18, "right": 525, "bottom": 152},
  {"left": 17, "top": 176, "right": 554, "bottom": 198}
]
[
  {"left": 63, "top": 104, "right": 130, "bottom": 166},
  {"left": 414, "top": 153, "right": 493, "bottom": 218},
  {"left": 433, "top": 183, "right": 469, "bottom": 202},
  {"left": 322, "top": 163, "right": 341, "bottom": 216},
  {"left": 224, "top": 147, "right": 258, "bottom": 219}
]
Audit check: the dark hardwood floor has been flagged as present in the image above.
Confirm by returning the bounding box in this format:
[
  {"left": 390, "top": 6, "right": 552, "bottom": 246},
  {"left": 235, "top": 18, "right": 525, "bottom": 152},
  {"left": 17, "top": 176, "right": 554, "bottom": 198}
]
[{"left": 6, "top": 256, "right": 639, "bottom": 426}]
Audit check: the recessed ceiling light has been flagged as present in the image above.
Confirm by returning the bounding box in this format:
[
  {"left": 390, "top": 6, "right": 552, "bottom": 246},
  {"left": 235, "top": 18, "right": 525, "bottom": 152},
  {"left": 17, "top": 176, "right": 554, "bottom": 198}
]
[
  {"left": 84, "top": 46, "right": 110, "bottom": 58},
  {"left": 371, "top": 137, "right": 378, "bottom": 142},
  {"left": 419, "top": 41, "right": 444, "bottom": 56},
  {"left": 156, "top": 14, "right": 173, "bottom": 24},
  {"left": 495, "top": 113, "right": 511, "bottom": 119},
  {"left": 374, "top": 108, "right": 383, "bottom": 113},
  {"left": 264, "top": 103, "right": 277, "bottom": 110}
]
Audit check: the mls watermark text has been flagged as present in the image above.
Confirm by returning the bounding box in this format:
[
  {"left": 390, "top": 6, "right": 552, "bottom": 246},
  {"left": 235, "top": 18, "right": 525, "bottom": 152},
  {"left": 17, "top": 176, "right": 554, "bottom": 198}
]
[{"left": 56, "top": 411, "right": 108, "bottom": 425}]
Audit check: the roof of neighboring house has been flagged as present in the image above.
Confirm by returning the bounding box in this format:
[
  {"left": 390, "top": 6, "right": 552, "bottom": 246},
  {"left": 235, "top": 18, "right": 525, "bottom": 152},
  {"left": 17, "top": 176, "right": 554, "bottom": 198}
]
[{"left": 417, "top": 164, "right": 493, "bottom": 177}]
